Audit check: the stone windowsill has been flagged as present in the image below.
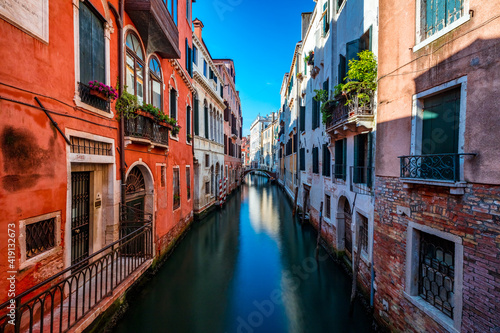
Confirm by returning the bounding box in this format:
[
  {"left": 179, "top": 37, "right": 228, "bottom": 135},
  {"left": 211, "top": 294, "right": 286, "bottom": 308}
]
[
  {"left": 403, "top": 292, "right": 459, "bottom": 333},
  {"left": 400, "top": 178, "right": 467, "bottom": 195}
]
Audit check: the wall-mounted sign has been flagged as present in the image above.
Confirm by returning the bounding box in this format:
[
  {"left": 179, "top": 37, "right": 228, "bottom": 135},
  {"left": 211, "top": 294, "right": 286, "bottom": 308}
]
[{"left": 0, "top": 0, "right": 49, "bottom": 43}]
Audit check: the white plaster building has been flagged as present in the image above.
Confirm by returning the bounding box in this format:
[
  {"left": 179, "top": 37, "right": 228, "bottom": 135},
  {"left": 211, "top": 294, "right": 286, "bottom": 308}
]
[
  {"left": 249, "top": 115, "right": 271, "bottom": 168},
  {"left": 192, "top": 20, "right": 225, "bottom": 215},
  {"left": 261, "top": 113, "right": 278, "bottom": 172}
]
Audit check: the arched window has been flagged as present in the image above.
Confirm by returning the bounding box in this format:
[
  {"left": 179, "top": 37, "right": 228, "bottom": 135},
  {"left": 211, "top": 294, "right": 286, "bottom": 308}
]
[
  {"left": 125, "top": 33, "right": 145, "bottom": 105},
  {"left": 149, "top": 57, "right": 162, "bottom": 110}
]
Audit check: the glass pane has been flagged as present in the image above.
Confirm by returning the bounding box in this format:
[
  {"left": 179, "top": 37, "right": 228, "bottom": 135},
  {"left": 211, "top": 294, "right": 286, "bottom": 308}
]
[
  {"left": 126, "top": 55, "right": 135, "bottom": 95},
  {"left": 137, "top": 62, "right": 144, "bottom": 105},
  {"left": 152, "top": 80, "right": 161, "bottom": 110}
]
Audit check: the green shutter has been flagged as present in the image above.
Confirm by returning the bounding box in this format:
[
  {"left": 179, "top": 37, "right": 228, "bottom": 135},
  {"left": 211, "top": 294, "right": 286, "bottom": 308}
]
[
  {"left": 300, "top": 104, "right": 305, "bottom": 132},
  {"left": 300, "top": 148, "right": 305, "bottom": 171},
  {"left": 346, "top": 39, "right": 360, "bottom": 71},
  {"left": 79, "top": 3, "right": 105, "bottom": 84},
  {"left": 322, "top": 143, "right": 330, "bottom": 177},
  {"left": 304, "top": 58, "right": 307, "bottom": 75},
  {"left": 367, "top": 132, "right": 373, "bottom": 187},
  {"left": 342, "top": 139, "right": 347, "bottom": 180},
  {"left": 313, "top": 147, "right": 319, "bottom": 174},
  {"left": 422, "top": 88, "right": 460, "bottom": 155},
  {"left": 170, "top": 89, "right": 177, "bottom": 119},
  {"left": 339, "top": 55, "right": 346, "bottom": 85},
  {"left": 194, "top": 98, "right": 199, "bottom": 136},
  {"left": 186, "top": 106, "right": 191, "bottom": 136},
  {"left": 312, "top": 99, "right": 317, "bottom": 129}
]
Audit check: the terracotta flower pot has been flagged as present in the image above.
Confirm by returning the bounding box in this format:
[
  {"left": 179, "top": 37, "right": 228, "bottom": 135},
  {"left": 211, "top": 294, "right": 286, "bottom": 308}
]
[{"left": 90, "top": 89, "right": 109, "bottom": 101}]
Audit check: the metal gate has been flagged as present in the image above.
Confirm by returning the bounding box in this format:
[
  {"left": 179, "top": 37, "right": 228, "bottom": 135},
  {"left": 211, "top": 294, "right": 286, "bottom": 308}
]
[{"left": 71, "top": 172, "right": 90, "bottom": 268}]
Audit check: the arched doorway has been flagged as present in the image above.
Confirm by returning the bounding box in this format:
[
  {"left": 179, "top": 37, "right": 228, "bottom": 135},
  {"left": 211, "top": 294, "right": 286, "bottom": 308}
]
[
  {"left": 125, "top": 166, "right": 146, "bottom": 213},
  {"left": 123, "top": 165, "right": 154, "bottom": 235}
]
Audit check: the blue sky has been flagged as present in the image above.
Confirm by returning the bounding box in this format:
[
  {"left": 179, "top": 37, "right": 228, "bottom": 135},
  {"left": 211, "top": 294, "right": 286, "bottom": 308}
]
[{"left": 193, "top": 0, "right": 316, "bottom": 137}]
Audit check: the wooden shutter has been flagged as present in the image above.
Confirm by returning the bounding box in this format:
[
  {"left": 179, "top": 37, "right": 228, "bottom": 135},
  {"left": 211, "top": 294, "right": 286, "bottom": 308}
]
[
  {"left": 170, "top": 89, "right": 177, "bottom": 119},
  {"left": 300, "top": 148, "right": 305, "bottom": 171},
  {"left": 422, "top": 88, "right": 460, "bottom": 154},
  {"left": 312, "top": 98, "right": 318, "bottom": 129},
  {"left": 338, "top": 55, "right": 346, "bottom": 85},
  {"left": 194, "top": 98, "right": 199, "bottom": 136},
  {"left": 313, "top": 147, "right": 319, "bottom": 174},
  {"left": 346, "top": 39, "right": 360, "bottom": 71},
  {"left": 300, "top": 104, "right": 305, "bottom": 132},
  {"left": 186, "top": 106, "right": 191, "bottom": 136},
  {"left": 323, "top": 143, "right": 331, "bottom": 177},
  {"left": 79, "top": 4, "right": 105, "bottom": 84}
]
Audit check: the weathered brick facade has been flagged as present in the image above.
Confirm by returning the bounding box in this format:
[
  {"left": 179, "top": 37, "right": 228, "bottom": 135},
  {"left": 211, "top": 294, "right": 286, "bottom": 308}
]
[{"left": 374, "top": 176, "right": 500, "bottom": 332}]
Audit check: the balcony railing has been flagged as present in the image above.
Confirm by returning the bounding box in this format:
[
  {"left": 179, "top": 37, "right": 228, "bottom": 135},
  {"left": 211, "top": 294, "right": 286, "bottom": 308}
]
[
  {"left": 334, "top": 164, "right": 347, "bottom": 184},
  {"left": 78, "top": 83, "right": 110, "bottom": 112},
  {"left": 125, "top": 114, "right": 169, "bottom": 146},
  {"left": 0, "top": 207, "right": 152, "bottom": 333},
  {"left": 326, "top": 95, "right": 373, "bottom": 131},
  {"left": 350, "top": 166, "right": 374, "bottom": 195},
  {"left": 399, "top": 153, "right": 476, "bottom": 182}
]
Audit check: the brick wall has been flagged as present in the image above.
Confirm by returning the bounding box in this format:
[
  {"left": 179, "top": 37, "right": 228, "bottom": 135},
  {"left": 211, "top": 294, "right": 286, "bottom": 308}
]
[{"left": 373, "top": 176, "right": 500, "bottom": 332}]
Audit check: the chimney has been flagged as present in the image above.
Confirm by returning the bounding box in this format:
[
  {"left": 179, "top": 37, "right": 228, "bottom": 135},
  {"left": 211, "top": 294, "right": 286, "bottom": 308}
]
[
  {"left": 193, "top": 19, "right": 204, "bottom": 41},
  {"left": 301, "top": 12, "right": 312, "bottom": 40}
]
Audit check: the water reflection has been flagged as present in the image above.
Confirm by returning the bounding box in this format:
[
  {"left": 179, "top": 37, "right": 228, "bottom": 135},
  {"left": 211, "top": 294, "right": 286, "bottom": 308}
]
[{"left": 113, "top": 174, "right": 373, "bottom": 333}]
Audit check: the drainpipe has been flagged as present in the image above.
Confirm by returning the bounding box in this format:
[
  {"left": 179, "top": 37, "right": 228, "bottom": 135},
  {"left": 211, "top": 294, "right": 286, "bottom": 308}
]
[{"left": 108, "top": 1, "right": 126, "bottom": 207}]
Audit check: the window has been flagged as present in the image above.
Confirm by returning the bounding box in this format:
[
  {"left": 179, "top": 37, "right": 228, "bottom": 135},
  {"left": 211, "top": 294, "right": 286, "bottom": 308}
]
[
  {"left": 193, "top": 46, "right": 198, "bottom": 65},
  {"left": 353, "top": 133, "right": 372, "bottom": 184},
  {"left": 203, "top": 60, "right": 208, "bottom": 77},
  {"left": 161, "top": 165, "right": 166, "bottom": 187},
  {"left": 421, "top": 0, "right": 464, "bottom": 40},
  {"left": 325, "top": 195, "right": 331, "bottom": 219},
  {"left": 26, "top": 218, "right": 55, "bottom": 259},
  {"left": 299, "top": 102, "right": 305, "bottom": 132},
  {"left": 149, "top": 57, "right": 162, "bottom": 110},
  {"left": 312, "top": 96, "right": 320, "bottom": 129},
  {"left": 205, "top": 181, "right": 210, "bottom": 195},
  {"left": 336, "top": 0, "right": 345, "bottom": 12},
  {"left": 312, "top": 147, "right": 319, "bottom": 174},
  {"left": 405, "top": 223, "right": 463, "bottom": 331},
  {"left": 334, "top": 139, "right": 347, "bottom": 180},
  {"left": 126, "top": 33, "right": 145, "bottom": 105},
  {"left": 173, "top": 168, "right": 180, "bottom": 209},
  {"left": 322, "top": 0, "right": 330, "bottom": 36},
  {"left": 322, "top": 143, "right": 331, "bottom": 177},
  {"left": 186, "top": 0, "right": 190, "bottom": 22},
  {"left": 194, "top": 97, "right": 199, "bottom": 136},
  {"left": 205, "top": 154, "right": 210, "bottom": 167},
  {"left": 186, "top": 105, "right": 191, "bottom": 141},
  {"left": 186, "top": 166, "right": 191, "bottom": 200},
  {"left": 220, "top": 84, "right": 224, "bottom": 98},
  {"left": 299, "top": 148, "right": 306, "bottom": 171},
  {"left": 338, "top": 54, "right": 346, "bottom": 85},
  {"left": 165, "top": 0, "right": 177, "bottom": 25},
  {"left": 358, "top": 214, "right": 368, "bottom": 252},
  {"left": 170, "top": 88, "right": 177, "bottom": 120},
  {"left": 79, "top": 2, "right": 105, "bottom": 86},
  {"left": 204, "top": 104, "right": 209, "bottom": 139},
  {"left": 185, "top": 39, "right": 193, "bottom": 77}
]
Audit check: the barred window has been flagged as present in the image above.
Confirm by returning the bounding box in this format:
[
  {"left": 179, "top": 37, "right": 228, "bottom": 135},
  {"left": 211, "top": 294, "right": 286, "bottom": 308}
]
[
  {"left": 71, "top": 137, "right": 112, "bottom": 156},
  {"left": 173, "top": 168, "right": 180, "bottom": 209},
  {"left": 419, "top": 232, "right": 455, "bottom": 319},
  {"left": 325, "top": 195, "right": 331, "bottom": 219},
  {"left": 358, "top": 214, "right": 368, "bottom": 252},
  {"left": 26, "top": 218, "right": 55, "bottom": 259}
]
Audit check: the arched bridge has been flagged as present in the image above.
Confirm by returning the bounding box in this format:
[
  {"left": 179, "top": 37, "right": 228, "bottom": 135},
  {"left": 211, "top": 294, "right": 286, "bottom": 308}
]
[{"left": 243, "top": 168, "right": 277, "bottom": 179}]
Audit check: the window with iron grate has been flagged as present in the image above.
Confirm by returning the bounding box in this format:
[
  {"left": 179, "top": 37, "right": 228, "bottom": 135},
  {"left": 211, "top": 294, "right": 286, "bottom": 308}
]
[{"left": 26, "top": 218, "right": 55, "bottom": 259}]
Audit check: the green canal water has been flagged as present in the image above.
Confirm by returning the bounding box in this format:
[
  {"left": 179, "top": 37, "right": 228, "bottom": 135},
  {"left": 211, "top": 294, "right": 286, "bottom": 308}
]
[{"left": 113, "top": 175, "right": 374, "bottom": 333}]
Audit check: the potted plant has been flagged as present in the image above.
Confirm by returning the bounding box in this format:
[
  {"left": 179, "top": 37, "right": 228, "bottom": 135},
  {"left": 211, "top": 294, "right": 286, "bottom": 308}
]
[
  {"left": 305, "top": 51, "right": 314, "bottom": 66},
  {"left": 314, "top": 89, "right": 336, "bottom": 124},
  {"left": 337, "top": 50, "right": 377, "bottom": 109},
  {"left": 136, "top": 103, "right": 161, "bottom": 120},
  {"left": 296, "top": 72, "right": 304, "bottom": 80},
  {"left": 115, "top": 90, "right": 138, "bottom": 119},
  {"left": 88, "top": 81, "right": 118, "bottom": 101},
  {"left": 187, "top": 134, "right": 192, "bottom": 142}
]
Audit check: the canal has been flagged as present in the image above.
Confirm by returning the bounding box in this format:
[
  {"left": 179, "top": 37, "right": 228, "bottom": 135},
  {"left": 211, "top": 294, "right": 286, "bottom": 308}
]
[{"left": 113, "top": 175, "right": 374, "bottom": 333}]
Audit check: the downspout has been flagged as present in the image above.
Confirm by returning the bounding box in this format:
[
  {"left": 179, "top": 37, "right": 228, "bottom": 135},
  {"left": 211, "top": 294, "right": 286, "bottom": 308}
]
[{"left": 109, "top": 1, "right": 126, "bottom": 207}]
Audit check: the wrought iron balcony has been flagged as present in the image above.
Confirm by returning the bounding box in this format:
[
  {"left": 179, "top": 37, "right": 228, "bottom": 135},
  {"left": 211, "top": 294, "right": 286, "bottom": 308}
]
[
  {"left": 325, "top": 95, "right": 374, "bottom": 136},
  {"left": 334, "top": 164, "right": 347, "bottom": 184},
  {"left": 124, "top": 114, "right": 170, "bottom": 148},
  {"left": 125, "top": 0, "right": 180, "bottom": 59},
  {"left": 0, "top": 210, "right": 152, "bottom": 333},
  {"left": 78, "top": 82, "right": 110, "bottom": 112},
  {"left": 350, "top": 166, "right": 374, "bottom": 195},
  {"left": 399, "top": 153, "right": 476, "bottom": 182}
]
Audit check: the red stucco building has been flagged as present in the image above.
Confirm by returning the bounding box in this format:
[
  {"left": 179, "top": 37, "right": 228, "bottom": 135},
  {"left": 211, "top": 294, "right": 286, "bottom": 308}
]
[{"left": 0, "top": 0, "right": 194, "bottom": 330}]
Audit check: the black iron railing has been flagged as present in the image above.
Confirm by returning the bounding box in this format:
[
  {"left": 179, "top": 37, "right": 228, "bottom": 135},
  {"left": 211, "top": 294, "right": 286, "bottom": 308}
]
[
  {"left": 350, "top": 166, "right": 374, "bottom": 195},
  {"left": 0, "top": 209, "right": 152, "bottom": 333},
  {"left": 334, "top": 164, "right": 347, "bottom": 183},
  {"left": 125, "top": 115, "right": 169, "bottom": 146},
  {"left": 326, "top": 95, "right": 373, "bottom": 130},
  {"left": 78, "top": 82, "right": 110, "bottom": 112},
  {"left": 399, "top": 153, "right": 476, "bottom": 182}
]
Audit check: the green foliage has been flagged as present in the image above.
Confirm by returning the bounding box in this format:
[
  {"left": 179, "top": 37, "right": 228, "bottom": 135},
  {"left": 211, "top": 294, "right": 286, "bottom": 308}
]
[
  {"left": 336, "top": 50, "right": 377, "bottom": 107},
  {"left": 115, "top": 90, "right": 138, "bottom": 119},
  {"left": 314, "top": 89, "right": 338, "bottom": 124},
  {"left": 139, "top": 103, "right": 161, "bottom": 117}
]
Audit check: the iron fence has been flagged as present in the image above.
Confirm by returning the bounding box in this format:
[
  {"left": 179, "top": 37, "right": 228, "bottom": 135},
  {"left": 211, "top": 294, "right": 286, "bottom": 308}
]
[
  {"left": 125, "top": 115, "right": 169, "bottom": 146},
  {"left": 78, "top": 83, "right": 110, "bottom": 112},
  {"left": 0, "top": 208, "right": 152, "bottom": 333},
  {"left": 399, "top": 153, "right": 476, "bottom": 182},
  {"left": 350, "top": 166, "right": 374, "bottom": 195},
  {"left": 326, "top": 95, "right": 373, "bottom": 130},
  {"left": 333, "top": 164, "right": 347, "bottom": 184}
]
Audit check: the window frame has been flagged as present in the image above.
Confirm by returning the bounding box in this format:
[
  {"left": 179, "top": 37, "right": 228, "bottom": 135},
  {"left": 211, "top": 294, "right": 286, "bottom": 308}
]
[
  {"left": 173, "top": 167, "right": 180, "bottom": 210},
  {"left": 125, "top": 32, "right": 146, "bottom": 105},
  {"left": 404, "top": 222, "right": 463, "bottom": 332},
  {"left": 414, "top": 0, "right": 470, "bottom": 52},
  {"left": 410, "top": 76, "right": 467, "bottom": 181},
  {"left": 148, "top": 56, "right": 163, "bottom": 111}
]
